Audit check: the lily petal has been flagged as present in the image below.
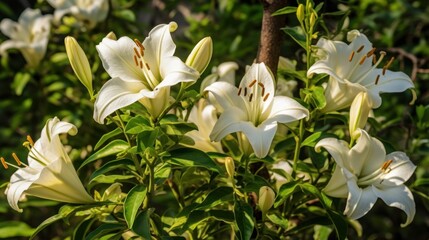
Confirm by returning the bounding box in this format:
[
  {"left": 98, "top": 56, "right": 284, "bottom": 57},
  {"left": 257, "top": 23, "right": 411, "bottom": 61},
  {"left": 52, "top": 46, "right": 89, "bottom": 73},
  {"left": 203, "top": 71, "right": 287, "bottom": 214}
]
[
  {"left": 209, "top": 107, "right": 247, "bottom": 142},
  {"left": 350, "top": 129, "right": 386, "bottom": 177},
  {"left": 93, "top": 77, "right": 150, "bottom": 123},
  {"left": 323, "top": 165, "right": 348, "bottom": 198},
  {"left": 204, "top": 81, "right": 244, "bottom": 110},
  {"left": 241, "top": 120, "right": 278, "bottom": 158},
  {"left": 381, "top": 152, "right": 416, "bottom": 186},
  {"left": 315, "top": 137, "right": 350, "bottom": 169},
  {"left": 344, "top": 176, "right": 378, "bottom": 220},
  {"left": 372, "top": 185, "right": 415, "bottom": 227},
  {"left": 266, "top": 96, "right": 309, "bottom": 123},
  {"left": 96, "top": 37, "right": 144, "bottom": 82}
]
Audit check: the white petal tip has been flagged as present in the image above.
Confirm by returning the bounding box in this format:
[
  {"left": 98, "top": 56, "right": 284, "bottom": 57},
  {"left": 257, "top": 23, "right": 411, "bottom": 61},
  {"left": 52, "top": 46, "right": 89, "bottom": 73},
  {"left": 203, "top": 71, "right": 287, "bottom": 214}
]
[{"left": 169, "top": 22, "right": 178, "bottom": 32}]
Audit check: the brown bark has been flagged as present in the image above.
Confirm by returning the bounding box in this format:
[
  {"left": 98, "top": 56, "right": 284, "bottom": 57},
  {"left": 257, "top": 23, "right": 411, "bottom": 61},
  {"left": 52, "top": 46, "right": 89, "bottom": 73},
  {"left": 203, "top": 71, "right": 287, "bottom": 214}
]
[{"left": 256, "top": 0, "right": 288, "bottom": 77}]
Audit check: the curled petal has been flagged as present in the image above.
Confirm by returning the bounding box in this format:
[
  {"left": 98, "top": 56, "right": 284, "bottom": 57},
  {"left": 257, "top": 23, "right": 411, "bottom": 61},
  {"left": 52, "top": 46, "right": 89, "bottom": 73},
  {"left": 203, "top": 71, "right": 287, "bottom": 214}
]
[
  {"left": 209, "top": 107, "right": 247, "bottom": 142},
  {"left": 315, "top": 137, "right": 350, "bottom": 169},
  {"left": 93, "top": 77, "right": 149, "bottom": 123},
  {"left": 381, "top": 152, "right": 416, "bottom": 186},
  {"left": 372, "top": 185, "right": 415, "bottom": 227}
]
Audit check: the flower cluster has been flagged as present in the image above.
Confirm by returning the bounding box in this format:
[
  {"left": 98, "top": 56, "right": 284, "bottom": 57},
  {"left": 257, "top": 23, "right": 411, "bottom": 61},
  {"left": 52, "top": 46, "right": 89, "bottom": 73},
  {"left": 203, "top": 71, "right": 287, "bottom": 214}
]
[{"left": 311, "top": 30, "right": 416, "bottom": 226}]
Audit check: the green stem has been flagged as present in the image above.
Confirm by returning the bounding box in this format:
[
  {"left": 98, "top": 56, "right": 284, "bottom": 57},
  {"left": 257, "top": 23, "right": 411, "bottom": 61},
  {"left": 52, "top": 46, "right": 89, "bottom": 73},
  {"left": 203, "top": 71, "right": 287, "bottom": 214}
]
[
  {"left": 113, "top": 111, "right": 145, "bottom": 181},
  {"left": 292, "top": 119, "right": 305, "bottom": 178}
]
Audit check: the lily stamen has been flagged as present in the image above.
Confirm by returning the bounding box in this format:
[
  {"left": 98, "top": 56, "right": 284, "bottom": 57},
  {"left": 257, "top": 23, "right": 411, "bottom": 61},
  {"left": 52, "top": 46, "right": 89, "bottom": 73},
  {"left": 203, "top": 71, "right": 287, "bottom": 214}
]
[
  {"left": 366, "top": 47, "right": 376, "bottom": 58},
  {"left": 349, "top": 51, "right": 355, "bottom": 62},
  {"left": 382, "top": 57, "right": 395, "bottom": 75},
  {"left": 263, "top": 93, "right": 270, "bottom": 101},
  {"left": 249, "top": 93, "right": 253, "bottom": 102},
  {"left": 237, "top": 87, "right": 242, "bottom": 96},
  {"left": 353, "top": 51, "right": 386, "bottom": 84},
  {"left": 12, "top": 153, "right": 22, "bottom": 166},
  {"left": 1, "top": 157, "right": 8, "bottom": 169},
  {"left": 356, "top": 45, "right": 365, "bottom": 53},
  {"left": 249, "top": 79, "right": 257, "bottom": 88},
  {"left": 359, "top": 55, "right": 367, "bottom": 65},
  {"left": 381, "top": 159, "right": 393, "bottom": 173},
  {"left": 26, "top": 135, "right": 34, "bottom": 147},
  {"left": 244, "top": 87, "right": 247, "bottom": 97},
  {"left": 375, "top": 75, "right": 380, "bottom": 85},
  {"left": 261, "top": 87, "right": 265, "bottom": 97}
]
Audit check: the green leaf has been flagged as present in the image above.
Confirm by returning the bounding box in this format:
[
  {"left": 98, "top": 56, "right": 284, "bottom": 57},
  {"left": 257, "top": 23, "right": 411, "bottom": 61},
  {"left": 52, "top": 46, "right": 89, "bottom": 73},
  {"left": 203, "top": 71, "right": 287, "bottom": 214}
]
[
  {"left": 272, "top": 6, "right": 297, "bottom": 16},
  {"left": 137, "top": 128, "right": 159, "bottom": 151},
  {"left": 300, "top": 184, "right": 346, "bottom": 240},
  {"left": 274, "top": 181, "right": 300, "bottom": 207},
  {"left": 85, "top": 223, "right": 124, "bottom": 240},
  {"left": 125, "top": 115, "right": 152, "bottom": 134},
  {"left": 113, "top": 9, "right": 136, "bottom": 22},
  {"left": 89, "top": 174, "right": 135, "bottom": 189},
  {"left": 12, "top": 72, "right": 31, "bottom": 96},
  {"left": 196, "top": 187, "right": 233, "bottom": 210},
  {"left": 0, "top": 221, "right": 35, "bottom": 238},
  {"left": 124, "top": 184, "right": 147, "bottom": 229},
  {"left": 234, "top": 200, "right": 254, "bottom": 240},
  {"left": 94, "top": 128, "right": 122, "bottom": 150},
  {"left": 30, "top": 205, "right": 83, "bottom": 239},
  {"left": 168, "top": 148, "right": 222, "bottom": 173},
  {"left": 302, "top": 132, "right": 338, "bottom": 147},
  {"left": 132, "top": 208, "right": 154, "bottom": 239},
  {"left": 302, "top": 132, "right": 323, "bottom": 147},
  {"left": 282, "top": 26, "right": 306, "bottom": 49},
  {"left": 266, "top": 213, "right": 289, "bottom": 229},
  {"left": 89, "top": 159, "right": 135, "bottom": 182},
  {"left": 79, "top": 139, "right": 129, "bottom": 170},
  {"left": 73, "top": 219, "right": 95, "bottom": 240}
]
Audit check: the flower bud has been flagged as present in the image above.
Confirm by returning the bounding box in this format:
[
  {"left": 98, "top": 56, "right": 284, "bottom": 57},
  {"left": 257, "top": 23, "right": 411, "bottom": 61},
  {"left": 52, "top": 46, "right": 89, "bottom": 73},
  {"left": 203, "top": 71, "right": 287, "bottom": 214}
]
[
  {"left": 296, "top": 4, "right": 305, "bottom": 23},
  {"left": 225, "top": 157, "right": 235, "bottom": 178},
  {"left": 105, "top": 31, "right": 117, "bottom": 40},
  {"left": 258, "top": 186, "right": 275, "bottom": 215},
  {"left": 64, "top": 36, "right": 93, "bottom": 97},
  {"left": 349, "top": 91, "right": 372, "bottom": 140},
  {"left": 186, "top": 37, "right": 213, "bottom": 74},
  {"left": 309, "top": 11, "right": 317, "bottom": 29}
]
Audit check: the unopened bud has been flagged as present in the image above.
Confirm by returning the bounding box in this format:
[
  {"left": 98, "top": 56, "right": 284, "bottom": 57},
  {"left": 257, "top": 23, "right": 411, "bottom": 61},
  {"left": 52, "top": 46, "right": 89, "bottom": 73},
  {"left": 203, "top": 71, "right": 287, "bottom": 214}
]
[
  {"left": 349, "top": 91, "right": 372, "bottom": 140},
  {"left": 309, "top": 11, "right": 317, "bottom": 29},
  {"left": 186, "top": 37, "right": 213, "bottom": 74},
  {"left": 296, "top": 4, "right": 305, "bottom": 23},
  {"left": 258, "top": 186, "right": 275, "bottom": 215},
  {"left": 105, "top": 31, "right": 117, "bottom": 40},
  {"left": 64, "top": 36, "right": 93, "bottom": 97},
  {"left": 225, "top": 157, "right": 235, "bottom": 178}
]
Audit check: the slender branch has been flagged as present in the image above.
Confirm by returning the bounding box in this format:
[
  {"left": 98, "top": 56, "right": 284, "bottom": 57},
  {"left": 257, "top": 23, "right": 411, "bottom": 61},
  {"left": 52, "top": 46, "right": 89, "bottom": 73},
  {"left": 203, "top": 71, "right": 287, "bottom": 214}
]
[{"left": 256, "top": 0, "right": 288, "bottom": 76}]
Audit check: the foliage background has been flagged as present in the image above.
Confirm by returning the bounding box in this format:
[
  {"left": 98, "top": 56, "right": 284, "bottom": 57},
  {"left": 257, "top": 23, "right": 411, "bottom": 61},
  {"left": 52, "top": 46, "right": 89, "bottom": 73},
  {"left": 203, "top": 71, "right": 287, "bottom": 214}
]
[{"left": 0, "top": 0, "right": 428, "bottom": 239}]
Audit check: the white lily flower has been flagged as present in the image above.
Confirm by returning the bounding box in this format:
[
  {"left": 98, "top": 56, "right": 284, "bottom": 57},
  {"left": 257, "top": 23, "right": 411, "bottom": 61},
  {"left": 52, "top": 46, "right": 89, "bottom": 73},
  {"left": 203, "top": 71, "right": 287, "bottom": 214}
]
[
  {"left": 47, "top": 0, "right": 108, "bottom": 29},
  {"left": 205, "top": 63, "right": 308, "bottom": 158},
  {"left": 5, "top": 117, "right": 94, "bottom": 212},
  {"left": 308, "top": 30, "right": 414, "bottom": 112},
  {"left": 0, "top": 8, "right": 52, "bottom": 67},
  {"left": 184, "top": 98, "right": 223, "bottom": 153},
  {"left": 315, "top": 129, "right": 416, "bottom": 227},
  {"left": 94, "top": 22, "right": 199, "bottom": 123}
]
